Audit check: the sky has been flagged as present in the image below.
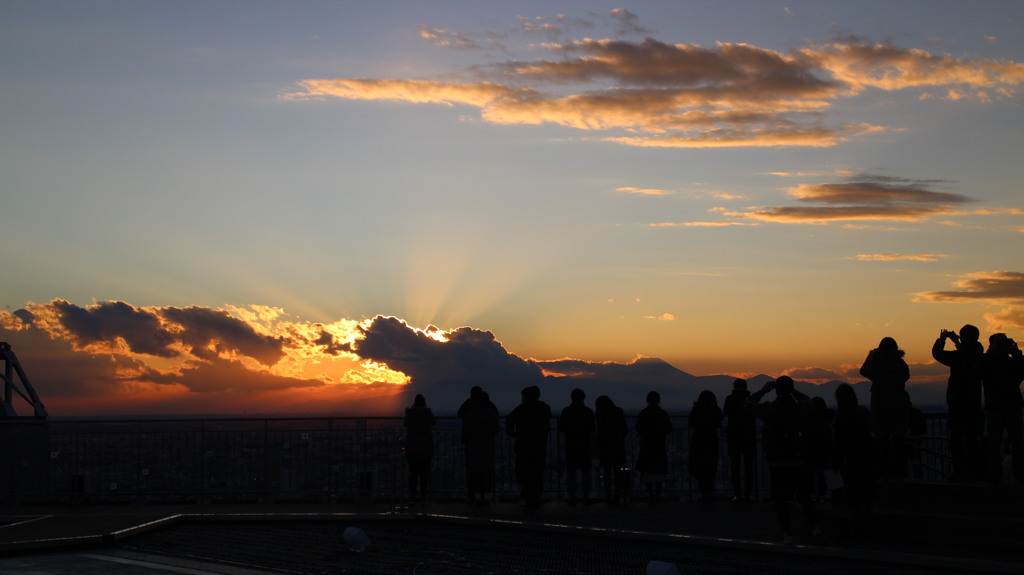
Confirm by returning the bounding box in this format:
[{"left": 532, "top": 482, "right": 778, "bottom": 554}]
[{"left": 1, "top": 1, "right": 1022, "bottom": 416}]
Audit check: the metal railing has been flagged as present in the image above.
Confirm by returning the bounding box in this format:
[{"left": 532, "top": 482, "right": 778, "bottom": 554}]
[{"left": 0, "top": 414, "right": 952, "bottom": 505}]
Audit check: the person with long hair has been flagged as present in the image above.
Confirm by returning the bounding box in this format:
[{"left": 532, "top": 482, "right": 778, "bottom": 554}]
[
  {"left": 688, "top": 390, "right": 723, "bottom": 502},
  {"left": 860, "top": 337, "right": 910, "bottom": 479}
]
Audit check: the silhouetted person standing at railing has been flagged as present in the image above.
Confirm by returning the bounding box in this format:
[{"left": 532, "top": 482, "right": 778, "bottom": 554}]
[
  {"left": 558, "top": 388, "right": 596, "bottom": 505},
  {"left": 595, "top": 394, "right": 628, "bottom": 504},
  {"left": 860, "top": 337, "right": 910, "bottom": 480},
  {"left": 635, "top": 390, "right": 672, "bottom": 503},
  {"left": 458, "top": 386, "right": 499, "bottom": 505},
  {"left": 807, "top": 396, "right": 836, "bottom": 501},
  {"left": 932, "top": 325, "right": 985, "bottom": 482},
  {"left": 723, "top": 378, "right": 756, "bottom": 501},
  {"left": 979, "top": 333, "right": 1024, "bottom": 486},
  {"left": 404, "top": 393, "right": 437, "bottom": 503},
  {"left": 746, "top": 376, "right": 822, "bottom": 544},
  {"left": 688, "top": 390, "right": 722, "bottom": 502},
  {"left": 507, "top": 385, "right": 551, "bottom": 510},
  {"left": 831, "top": 383, "right": 875, "bottom": 542}
]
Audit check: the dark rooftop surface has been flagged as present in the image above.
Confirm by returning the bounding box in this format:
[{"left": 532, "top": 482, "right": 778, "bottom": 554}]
[{"left": 1, "top": 481, "right": 1021, "bottom": 574}]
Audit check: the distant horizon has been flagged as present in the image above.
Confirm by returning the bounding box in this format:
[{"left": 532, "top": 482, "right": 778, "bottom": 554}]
[{"left": 2, "top": 3, "right": 1020, "bottom": 417}]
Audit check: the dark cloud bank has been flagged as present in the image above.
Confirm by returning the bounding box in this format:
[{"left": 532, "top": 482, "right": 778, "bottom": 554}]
[
  {"left": 3, "top": 301, "right": 952, "bottom": 416},
  {"left": 351, "top": 317, "right": 945, "bottom": 415}
]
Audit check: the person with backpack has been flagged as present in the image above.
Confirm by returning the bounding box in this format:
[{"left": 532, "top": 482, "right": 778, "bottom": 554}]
[{"left": 746, "top": 376, "right": 823, "bottom": 544}]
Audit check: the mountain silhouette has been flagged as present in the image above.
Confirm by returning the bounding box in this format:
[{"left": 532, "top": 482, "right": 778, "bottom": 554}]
[{"left": 398, "top": 357, "right": 947, "bottom": 416}]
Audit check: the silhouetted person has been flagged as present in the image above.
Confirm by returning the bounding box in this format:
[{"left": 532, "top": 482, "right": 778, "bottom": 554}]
[
  {"left": 979, "top": 333, "right": 1024, "bottom": 486},
  {"left": 404, "top": 393, "right": 436, "bottom": 503},
  {"left": 746, "top": 376, "right": 822, "bottom": 544},
  {"left": 806, "top": 396, "right": 836, "bottom": 501},
  {"left": 688, "top": 390, "right": 723, "bottom": 502},
  {"left": 458, "top": 386, "right": 499, "bottom": 505},
  {"left": 860, "top": 337, "right": 910, "bottom": 479},
  {"left": 723, "top": 378, "right": 756, "bottom": 501},
  {"left": 932, "top": 325, "right": 985, "bottom": 482},
  {"left": 831, "top": 383, "right": 875, "bottom": 542},
  {"left": 595, "top": 394, "right": 628, "bottom": 504},
  {"left": 558, "top": 388, "right": 596, "bottom": 505},
  {"left": 507, "top": 385, "right": 551, "bottom": 510},
  {"left": 635, "top": 390, "right": 672, "bottom": 502}
]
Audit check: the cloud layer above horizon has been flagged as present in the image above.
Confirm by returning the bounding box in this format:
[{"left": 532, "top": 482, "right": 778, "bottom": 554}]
[
  {"left": 287, "top": 10, "right": 1023, "bottom": 149},
  {"left": 3, "top": 275, "right": 1021, "bottom": 414}
]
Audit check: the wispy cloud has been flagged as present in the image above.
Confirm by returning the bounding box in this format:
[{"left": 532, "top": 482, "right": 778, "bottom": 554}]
[
  {"left": 286, "top": 15, "right": 1023, "bottom": 148},
  {"left": 616, "top": 186, "right": 672, "bottom": 196},
  {"left": 849, "top": 253, "right": 950, "bottom": 262},
  {"left": 800, "top": 41, "right": 1024, "bottom": 98},
  {"left": 517, "top": 14, "right": 594, "bottom": 38},
  {"left": 766, "top": 170, "right": 856, "bottom": 178},
  {"left": 729, "top": 174, "right": 973, "bottom": 223},
  {"left": 710, "top": 191, "right": 745, "bottom": 200},
  {"left": 417, "top": 25, "right": 484, "bottom": 50},
  {"left": 648, "top": 221, "right": 757, "bottom": 227},
  {"left": 915, "top": 271, "right": 1024, "bottom": 304},
  {"left": 643, "top": 313, "right": 676, "bottom": 321},
  {"left": 915, "top": 271, "right": 1024, "bottom": 330},
  {"left": 608, "top": 8, "right": 652, "bottom": 36}
]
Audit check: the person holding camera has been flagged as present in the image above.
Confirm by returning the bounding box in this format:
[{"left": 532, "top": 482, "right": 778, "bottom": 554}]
[
  {"left": 932, "top": 325, "right": 985, "bottom": 482},
  {"left": 979, "top": 333, "right": 1024, "bottom": 486}
]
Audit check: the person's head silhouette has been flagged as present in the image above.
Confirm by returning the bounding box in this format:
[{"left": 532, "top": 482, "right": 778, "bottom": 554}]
[
  {"left": 774, "top": 375, "right": 795, "bottom": 399},
  {"left": 959, "top": 324, "right": 980, "bottom": 343}
]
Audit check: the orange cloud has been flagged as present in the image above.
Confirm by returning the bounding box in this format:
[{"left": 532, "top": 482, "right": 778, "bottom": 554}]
[
  {"left": 849, "top": 253, "right": 950, "bottom": 262},
  {"left": 603, "top": 125, "right": 876, "bottom": 148},
  {"left": 417, "top": 25, "right": 482, "bottom": 50},
  {"left": 648, "top": 221, "right": 757, "bottom": 227},
  {"left": 0, "top": 300, "right": 418, "bottom": 415},
  {"left": 286, "top": 24, "right": 1023, "bottom": 148},
  {"left": 0, "top": 301, "right": 556, "bottom": 416},
  {"left": 802, "top": 42, "right": 1024, "bottom": 98},
  {"left": 914, "top": 271, "right": 1024, "bottom": 304},
  {"left": 985, "top": 307, "right": 1024, "bottom": 331},
  {"left": 914, "top": 271, "right": 1024, "bottom": 333},
  {"left": 289, "top": 78, "right": 519, "bottom": 108},
  {"left": 734, "top": 174, "right": 973, "bottom": 223},
  {"left": 616, "top": 186, "right": 672, "bottom": 195}
]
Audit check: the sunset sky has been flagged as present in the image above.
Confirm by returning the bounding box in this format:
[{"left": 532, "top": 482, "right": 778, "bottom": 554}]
[{"left": 1, "top": 2, "right": 1022, "bottom": 416}]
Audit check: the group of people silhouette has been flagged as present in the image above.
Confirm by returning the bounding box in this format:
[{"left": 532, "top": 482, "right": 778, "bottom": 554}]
[{"left": 401, "top": 324, "right": 1023, "bottom": 542}]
